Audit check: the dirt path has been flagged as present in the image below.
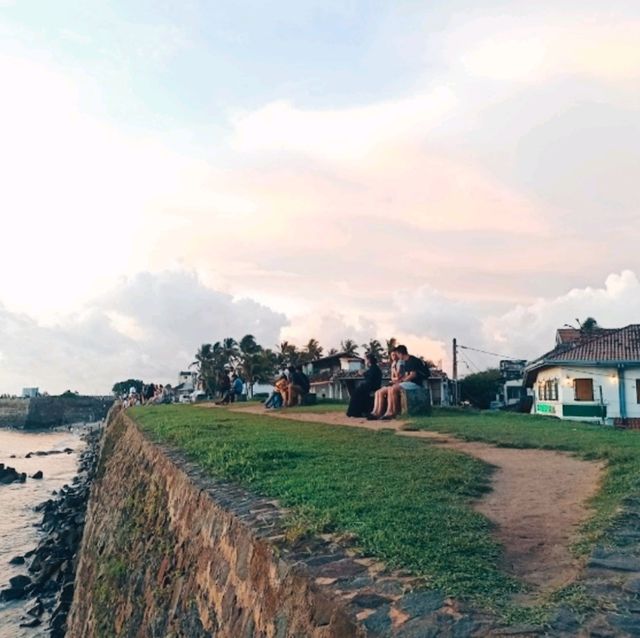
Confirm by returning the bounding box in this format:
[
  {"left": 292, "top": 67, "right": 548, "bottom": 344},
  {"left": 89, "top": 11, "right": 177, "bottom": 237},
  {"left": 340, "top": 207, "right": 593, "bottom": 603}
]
[{"left": 224, "top": 405, "right": 604, "bottom": 592}]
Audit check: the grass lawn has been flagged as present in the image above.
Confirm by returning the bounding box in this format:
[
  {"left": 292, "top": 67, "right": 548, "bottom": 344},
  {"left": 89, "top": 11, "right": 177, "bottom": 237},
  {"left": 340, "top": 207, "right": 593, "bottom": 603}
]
[
  {"left": 415, "top": 409, "right": 640, "bottom": 554},
  {"left": 130, "top": 404, "right": 517, "bottom": 609}
]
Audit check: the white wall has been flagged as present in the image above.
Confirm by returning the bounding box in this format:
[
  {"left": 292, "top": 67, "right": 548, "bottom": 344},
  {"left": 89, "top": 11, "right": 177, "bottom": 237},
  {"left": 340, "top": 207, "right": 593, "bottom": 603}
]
[{"left": 534, "top": 365, "right": 621, "bottom": 421}]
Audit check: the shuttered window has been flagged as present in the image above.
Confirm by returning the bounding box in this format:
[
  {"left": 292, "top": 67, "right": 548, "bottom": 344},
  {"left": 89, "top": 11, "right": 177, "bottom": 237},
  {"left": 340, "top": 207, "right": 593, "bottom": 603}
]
[
  {"left": 574, "top": 378, "right": 594, "bottom": 401},
  {"left": 636, "top": 379, "right": 640, "bottom": 404}
]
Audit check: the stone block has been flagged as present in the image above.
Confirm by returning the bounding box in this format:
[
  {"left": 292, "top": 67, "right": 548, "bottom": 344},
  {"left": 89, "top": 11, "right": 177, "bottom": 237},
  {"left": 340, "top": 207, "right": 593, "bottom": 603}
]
[{"left": 400, "top": 386, "right": 432, "bottom": 417}]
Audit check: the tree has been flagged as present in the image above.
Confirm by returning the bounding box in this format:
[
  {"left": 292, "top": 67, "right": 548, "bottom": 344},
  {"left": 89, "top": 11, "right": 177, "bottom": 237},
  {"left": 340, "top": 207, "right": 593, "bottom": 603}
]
[
  {"left": 327, "top": 347, "right": 339, "bottom": 356},
  {"left": 192, "top": 344, "right": 217, "bottom": 396},
  {"left": 303, "top": 338, "right": 323, "bottom": 362},
  {"left": 238, "top": 334, "right": 262, "bottom": 397},
  {"left": 340, "top": 339, "right": 359, "bottom": 356},
  {"left": 277, "top": 341, "right": 299, "bottom": 368},
  {"left": 581, "top": 317, "right": 599, "bottom": 333},
  {"left": 385, "top": 338, "right": 398, "bottom": 360},
  {"left": 222, "top": 337, "right": 239, "bottom": 368},
  {"left": 459, "top": 369, "right": 502, "bottom": 409},
  {"left": 112, "top": 379, "right": 144, "bottom": 396},
  {"left": 362, "top": 339, "right": 384, "bottom": 360}
]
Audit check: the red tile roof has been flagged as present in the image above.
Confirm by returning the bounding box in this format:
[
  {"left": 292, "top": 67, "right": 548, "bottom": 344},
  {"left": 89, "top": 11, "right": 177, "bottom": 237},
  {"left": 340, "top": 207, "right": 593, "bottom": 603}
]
[{"left": 535, "top": 325, "right": 640, "bottom": 364}]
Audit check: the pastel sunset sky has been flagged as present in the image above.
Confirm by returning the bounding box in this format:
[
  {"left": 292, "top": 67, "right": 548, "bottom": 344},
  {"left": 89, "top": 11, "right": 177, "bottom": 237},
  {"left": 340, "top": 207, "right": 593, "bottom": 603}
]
[{"left": 1, "top": 1, "right": 640, "bottom": 393}]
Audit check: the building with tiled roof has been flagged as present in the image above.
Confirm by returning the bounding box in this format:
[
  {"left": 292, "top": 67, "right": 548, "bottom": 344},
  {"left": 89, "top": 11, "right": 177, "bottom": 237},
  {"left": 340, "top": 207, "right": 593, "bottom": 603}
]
[{"left": 524, "top": 325, "right": 640, "bottom": 426}]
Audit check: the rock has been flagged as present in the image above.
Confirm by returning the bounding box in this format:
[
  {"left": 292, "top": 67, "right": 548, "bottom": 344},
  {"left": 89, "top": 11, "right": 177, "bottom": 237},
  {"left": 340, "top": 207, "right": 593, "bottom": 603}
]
[
  {"left": 26, "top": 600, "right": 44, "bottom": 616},
  {"left": 350, "top": 592, "right": 392, "bottom": 609},
  {"left": 0, "top": 463, "right": 27, "bottom": 484},
  {"left": 397, "top": 591, "right": 445, "bottom": 617},
  {"left": 31, "top": 470, "right": 44, "bottom": 479},
  {"left": 400, "top": 386, "right": 432, "bottom": 417},
  {"left": 19, "top": 617, "right": 41, "bottom": 628},
  {"left": 363, "top": 605, "right": 393, "bottom": 634},
  {"left": 9, "top": 555, "right": 25, "bottom": 565},
  {"left": 9, "top": 574, "right": 32, "bottom": 591}
]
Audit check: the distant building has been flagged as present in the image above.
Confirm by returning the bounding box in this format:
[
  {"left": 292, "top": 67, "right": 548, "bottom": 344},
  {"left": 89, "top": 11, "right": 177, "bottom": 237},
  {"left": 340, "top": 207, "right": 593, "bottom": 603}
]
[
  {"left": 497, "top": 360, "right": 529, "bottom": 408},
  {"left": 303, "top": 353, "right": 364, "bottom": 400},
  {"left": 524, "top": 325, "right": 640, "bottom": 426},
  {"left": 174, "top": 371, "right": 197, "bottom": 399},
  {"left": 22, "top": 387, "right": 39, "bottom": 398}
]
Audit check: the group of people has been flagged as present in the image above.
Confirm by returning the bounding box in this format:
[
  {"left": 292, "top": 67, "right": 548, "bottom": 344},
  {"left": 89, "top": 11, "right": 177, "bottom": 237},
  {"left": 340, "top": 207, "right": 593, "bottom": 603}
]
[
  {"left": 346, "top": 345, "right": 428, "bottom": 420},
  {"left": 215, "top": 372, "right": 245, "bottom": 405},
  {"left": 123, "top": 382, "right": 174, "bottom": 408},
  {"left": 264, "top": 365, "right": 311, "bottom": 409}
]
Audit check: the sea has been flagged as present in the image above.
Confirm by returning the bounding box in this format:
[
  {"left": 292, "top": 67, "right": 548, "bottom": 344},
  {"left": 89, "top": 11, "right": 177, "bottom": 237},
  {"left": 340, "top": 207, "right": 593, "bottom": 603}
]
[{"left": 0, "top": 425, "right": 86, "bottom": 638}]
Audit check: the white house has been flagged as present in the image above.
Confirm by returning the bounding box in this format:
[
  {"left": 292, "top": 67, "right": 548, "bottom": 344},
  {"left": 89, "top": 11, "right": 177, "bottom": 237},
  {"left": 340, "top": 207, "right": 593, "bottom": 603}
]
[
  {"left": 174, "top": 371, "right": 197, "bottom": 399},
  {"left": 524, "top": 325, "right": 640, "bottom": 426},
  {"left": 303, "top": 353, "right": 364, "bottom": 400}
]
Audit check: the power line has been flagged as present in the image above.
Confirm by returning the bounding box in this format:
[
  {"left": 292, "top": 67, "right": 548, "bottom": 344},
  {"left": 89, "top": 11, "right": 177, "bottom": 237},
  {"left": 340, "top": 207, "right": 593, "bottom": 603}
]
[{"left": 458, "top": 344, "right": 525, "bottom": 361}]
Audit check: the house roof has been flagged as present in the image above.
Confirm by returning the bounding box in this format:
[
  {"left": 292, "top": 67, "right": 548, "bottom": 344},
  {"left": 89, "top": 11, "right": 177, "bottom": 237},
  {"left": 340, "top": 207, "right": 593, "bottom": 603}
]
[
  {"left": 525, "top": 324, "right": 640, "bottom": 384},
  {"left": 308, "top": 352, "right": 364, "bottom": 366},
  {"left": 555, "top": 327, "right": 614, "bottom": 344}
]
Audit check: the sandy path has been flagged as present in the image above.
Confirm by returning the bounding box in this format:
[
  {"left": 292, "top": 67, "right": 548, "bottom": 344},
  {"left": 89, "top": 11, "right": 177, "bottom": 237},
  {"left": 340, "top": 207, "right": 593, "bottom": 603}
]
[{"left": 220, "top": 404, "right": 604, "bottom": 591}]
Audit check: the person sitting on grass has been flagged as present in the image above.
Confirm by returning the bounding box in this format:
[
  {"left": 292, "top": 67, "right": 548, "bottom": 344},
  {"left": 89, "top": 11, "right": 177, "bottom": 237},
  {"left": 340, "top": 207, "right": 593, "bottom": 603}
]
[
  {"left": 265, "top": 375, "right": 288, "bottom": 409},
  {"left": 367, "top": 348, "right": 403, "bottom": 419},
  {"left": 347, "top": 354, "right": 382, "bottom": 418},
  {"left": 286, "top": 365, "right": 310, "bottom": 407},
  {"left": 368, "top": 345, "right": 427, "bottom": 420}
]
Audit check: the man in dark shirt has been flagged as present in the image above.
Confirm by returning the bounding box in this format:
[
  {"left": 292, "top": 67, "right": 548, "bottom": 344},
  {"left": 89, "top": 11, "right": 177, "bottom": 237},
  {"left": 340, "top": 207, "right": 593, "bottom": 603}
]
[{"left": 379, "top": 345, "right": 428, "bottom": 420}]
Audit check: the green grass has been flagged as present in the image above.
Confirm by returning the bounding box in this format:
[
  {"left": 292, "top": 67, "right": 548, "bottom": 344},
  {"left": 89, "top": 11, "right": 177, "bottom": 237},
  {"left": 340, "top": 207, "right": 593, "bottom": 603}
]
[
  {"left": 127, "top": 405, "right": 640, "bottom": 623},
  {"left": 130, "top": 404, "right": 517, "bottom": 608},
  {"left": 415, "top": 408, "right": 640, "bottom": 553}
]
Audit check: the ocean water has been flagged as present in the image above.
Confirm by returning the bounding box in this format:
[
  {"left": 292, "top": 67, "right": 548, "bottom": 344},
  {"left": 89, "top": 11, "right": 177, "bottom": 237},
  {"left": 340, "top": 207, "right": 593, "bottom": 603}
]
[{"left": 0, "top": 426, "right": 86, "bottom": 638}]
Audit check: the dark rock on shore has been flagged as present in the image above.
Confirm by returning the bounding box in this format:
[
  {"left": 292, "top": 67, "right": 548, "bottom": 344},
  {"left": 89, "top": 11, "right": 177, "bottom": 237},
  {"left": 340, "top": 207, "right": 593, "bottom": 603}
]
[
  {"left": 31, "top": 470, "right": 44, "bottom": 479},
  {"left": 0, "top": 463, "right": 27, "bottom": 484},
  {"left": 9, "top": 555, "right": 26, "bottom": 565},
  {"left": 1, "top": 425, "right": 103, "bottom": 636}
]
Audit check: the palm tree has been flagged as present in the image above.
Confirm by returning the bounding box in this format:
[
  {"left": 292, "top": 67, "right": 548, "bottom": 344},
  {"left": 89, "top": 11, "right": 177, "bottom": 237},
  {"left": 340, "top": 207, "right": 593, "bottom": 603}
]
[
  {"left": 327, "top": 347, "right": 339, "bottom": 356},
  {"left": 192, "top": 344, "right": 216, "bottom": 396},
  {"left": 340, "top": 339, "right": 359, "bottom": 356},
  {"left": 385, "top": 338, "right": 398, "bottom": 359},
  {"left": 238, "top": 334, "right": 261, "bottom": 397},
  {"left": 278, "top": 340, "right": 299, "bottom": 368},
  {"left": 581, "top": 317, "right": 599, "bottom": 333},
  {"left": 222, "top": 337, "right": 239, "bottom": 367},
  {"left": 304, "top": 338, "right": 323, "bottom": 362},
  {"left": 362, "top": 339, "right": 384, "bottom": 360}
]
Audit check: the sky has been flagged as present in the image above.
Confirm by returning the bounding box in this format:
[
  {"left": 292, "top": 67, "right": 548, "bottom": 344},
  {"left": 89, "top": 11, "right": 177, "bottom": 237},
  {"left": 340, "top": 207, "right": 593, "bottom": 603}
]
[{"left": 1, "top": 1, "right": 639, "bottom": 394}]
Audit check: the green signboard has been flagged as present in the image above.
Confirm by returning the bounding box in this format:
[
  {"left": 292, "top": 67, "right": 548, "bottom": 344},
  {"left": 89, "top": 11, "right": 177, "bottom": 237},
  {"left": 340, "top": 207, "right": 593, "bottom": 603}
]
[{"left": 536, "top": 403, "right": 556, "bottom": 414}]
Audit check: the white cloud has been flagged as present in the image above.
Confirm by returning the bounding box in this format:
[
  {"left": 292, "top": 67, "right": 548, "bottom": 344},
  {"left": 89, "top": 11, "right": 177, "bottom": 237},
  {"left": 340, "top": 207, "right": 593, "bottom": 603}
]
[
  {"left": 0, "top": 270, "right": 287, "bottom": 395},
  {"left": 231, "top": 87, "right": 458, "bottom": 163},
  {"left": 448, "top": 17, "right": 640, "bottom": 83}
]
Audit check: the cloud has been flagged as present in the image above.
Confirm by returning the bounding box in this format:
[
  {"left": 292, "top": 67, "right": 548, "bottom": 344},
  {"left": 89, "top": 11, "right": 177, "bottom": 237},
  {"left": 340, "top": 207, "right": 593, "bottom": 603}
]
[
  {"left": 484, "top": 270, "right": 640, "bottom": 359},
  {"left": 447, "top": 16, "right": 640, "bottom": 83},
  {"left": 0, "top": 270, "right": 287, "bottom": 395},
  {"left": 231, "top": 87, "right": 458, "bottom": 162}
]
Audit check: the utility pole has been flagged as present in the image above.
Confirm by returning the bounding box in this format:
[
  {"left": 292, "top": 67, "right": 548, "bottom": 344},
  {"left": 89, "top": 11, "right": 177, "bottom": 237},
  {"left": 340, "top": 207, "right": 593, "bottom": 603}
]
[{"left": 452, "top": 338, "right": 458, "bottom": 405}]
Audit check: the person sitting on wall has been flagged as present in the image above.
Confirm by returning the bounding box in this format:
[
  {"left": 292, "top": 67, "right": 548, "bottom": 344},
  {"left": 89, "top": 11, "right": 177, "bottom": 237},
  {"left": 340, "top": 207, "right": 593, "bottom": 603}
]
[
  {"left": 265, "top": 375, "right": 288, "bottom": 409},
  {"left": 368, "top": 345, "right": 428, "bottom": 420},
  {"left": 367, "top": 349, "right": 404, "bottom": 420},
  {"left": 286, "top": 365, "right": 310, "bottom": 407},
  {"left": 346, "top": 353, "right": 382, "bottom": 417}
]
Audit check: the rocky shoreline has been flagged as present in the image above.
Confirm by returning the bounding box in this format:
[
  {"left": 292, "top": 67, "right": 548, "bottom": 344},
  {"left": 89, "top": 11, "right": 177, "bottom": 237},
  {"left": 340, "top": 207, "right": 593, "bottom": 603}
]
[{"left": 0, "top": 425, "right": 102, "bottom": 636}]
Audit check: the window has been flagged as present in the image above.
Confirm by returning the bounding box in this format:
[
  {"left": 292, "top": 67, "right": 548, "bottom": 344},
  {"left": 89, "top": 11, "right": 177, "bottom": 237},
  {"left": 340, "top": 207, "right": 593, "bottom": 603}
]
[
  {"left": 537, "top": 379, "right": 558, "bottom": 401},
  {"left": 636, "top": 379, "right": 640, "bottom": 404},
  {"left": 574, "top": 378, "right": 594, "bottom": 401}
]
